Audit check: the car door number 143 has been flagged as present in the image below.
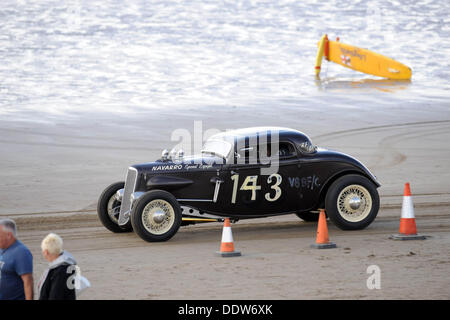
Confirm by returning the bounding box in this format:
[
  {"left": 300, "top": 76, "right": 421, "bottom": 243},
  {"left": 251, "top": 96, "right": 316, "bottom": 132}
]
[{"left": 230, "top": 173, "right": 282, "bottom": 203}]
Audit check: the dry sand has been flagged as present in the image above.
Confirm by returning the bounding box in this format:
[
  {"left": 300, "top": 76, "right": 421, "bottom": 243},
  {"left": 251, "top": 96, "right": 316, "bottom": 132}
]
[{"left": 1, "top": 100, "right": 450, "bottom": 299}]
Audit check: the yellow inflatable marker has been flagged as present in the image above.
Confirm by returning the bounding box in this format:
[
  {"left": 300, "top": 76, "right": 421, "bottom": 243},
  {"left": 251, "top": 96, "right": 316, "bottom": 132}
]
[
  {"left": 315, "top": 35, "right": 412, "bottom": 80},
  {"left": 315, "top": 34, "right": 328, "bottom": 77}
]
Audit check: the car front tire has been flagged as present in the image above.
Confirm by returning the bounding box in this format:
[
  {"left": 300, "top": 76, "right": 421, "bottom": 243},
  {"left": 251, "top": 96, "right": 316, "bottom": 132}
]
[
  {"left": 131, "top": 190, "right": 182, "bottom": 242},
  {"left": 325, "top": 174, "right": 379, "bottom": 230},
  {"left": 97, "top": 182, "right": 133, "bottom": 233}
]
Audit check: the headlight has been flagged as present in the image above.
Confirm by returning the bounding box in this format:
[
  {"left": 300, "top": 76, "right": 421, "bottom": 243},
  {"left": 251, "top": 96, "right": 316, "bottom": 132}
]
[{"left": 161, "top": 149, "right": 169, "bottom": 161}]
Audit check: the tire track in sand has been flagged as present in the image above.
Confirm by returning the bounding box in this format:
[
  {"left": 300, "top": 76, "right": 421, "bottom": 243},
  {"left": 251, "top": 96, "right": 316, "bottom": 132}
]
[{"left": 312, "top": 120, "right": 450, "bottom": 170}]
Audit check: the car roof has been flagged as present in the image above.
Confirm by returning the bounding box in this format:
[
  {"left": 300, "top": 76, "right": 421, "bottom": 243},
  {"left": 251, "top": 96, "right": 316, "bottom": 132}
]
[{"left": 208, "top": 127, "right": 313, "bottom": 148}]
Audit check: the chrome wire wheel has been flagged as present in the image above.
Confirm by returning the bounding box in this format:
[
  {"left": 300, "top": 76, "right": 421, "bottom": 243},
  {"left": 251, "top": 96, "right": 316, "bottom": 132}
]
[
  {"left": 141, "top": 199, "right": 175, "bottom": 235},
  {"left": 337, "top": 184, "right": 372, "bottom": 222},
  {"left": 107, "top": 196, "right": 121, "bottom": 224}
]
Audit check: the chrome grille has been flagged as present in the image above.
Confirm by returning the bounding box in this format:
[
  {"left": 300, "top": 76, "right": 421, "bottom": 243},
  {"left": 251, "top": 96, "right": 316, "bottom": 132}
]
[{"left": 118, "top": 167, "right": 137, "bottom": 226}]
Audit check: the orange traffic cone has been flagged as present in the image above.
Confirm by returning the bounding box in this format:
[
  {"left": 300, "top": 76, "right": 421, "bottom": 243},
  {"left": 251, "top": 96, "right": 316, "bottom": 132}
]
[
  {"left": 216, "top": 218, "right": 241, "bottom": 257},
  {"left": 390, "top": 183, "right": 427, "bottom": 240},
  {"left": 311, "top": 209, "right": 337, "bottom": 249}
]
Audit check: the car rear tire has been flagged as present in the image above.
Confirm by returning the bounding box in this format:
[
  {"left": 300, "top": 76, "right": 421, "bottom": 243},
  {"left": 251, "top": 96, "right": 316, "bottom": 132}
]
[
  {"left": 325, "top": 174, "right": 379, "bottom": 230},
  {"left": 131, "top": 190, "right": 182, "bottom": 242},
  {"left": 97, "top": 182, "right": 133, "bottom": 233}
]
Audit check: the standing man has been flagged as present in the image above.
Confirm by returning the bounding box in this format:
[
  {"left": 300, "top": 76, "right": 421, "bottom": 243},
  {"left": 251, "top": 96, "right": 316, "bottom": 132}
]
[{"left": 0, "top": 219, "right": 34, "bottom": 300}]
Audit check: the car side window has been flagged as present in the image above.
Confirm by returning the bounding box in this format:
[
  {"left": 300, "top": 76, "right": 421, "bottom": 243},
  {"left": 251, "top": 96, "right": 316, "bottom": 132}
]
[
  {"left": 238, "top": 142, "right": 296, "bottom": 163},
  {"left": 274, "top": 142, "right": 296, "bottom": 159}
]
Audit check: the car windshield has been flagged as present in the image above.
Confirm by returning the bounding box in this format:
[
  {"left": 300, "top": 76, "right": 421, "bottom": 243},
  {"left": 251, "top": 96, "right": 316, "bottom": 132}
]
[{"left": 201, "top": 139, "right": 232, "bottom": 159}]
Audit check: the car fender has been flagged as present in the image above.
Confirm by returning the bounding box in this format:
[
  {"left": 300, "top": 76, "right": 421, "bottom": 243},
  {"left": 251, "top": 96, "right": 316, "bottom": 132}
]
[{"left": 316, "top": 168, "right": 380, "bottom": 209}]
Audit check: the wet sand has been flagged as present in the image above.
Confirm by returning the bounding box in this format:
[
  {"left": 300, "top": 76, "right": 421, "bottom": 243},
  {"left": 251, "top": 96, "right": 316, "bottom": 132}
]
[
  {"left": 1, "top": 99, "right": 449, "bottom": 299},
  {"left": 13, "top": 205, "right": 450, "bottom": 300}
]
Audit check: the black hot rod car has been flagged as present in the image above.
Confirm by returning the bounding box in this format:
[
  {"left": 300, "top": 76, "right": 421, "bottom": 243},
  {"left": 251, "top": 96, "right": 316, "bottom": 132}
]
[{"left": 97, "top": 127, "right": 380, "bottom": 242}]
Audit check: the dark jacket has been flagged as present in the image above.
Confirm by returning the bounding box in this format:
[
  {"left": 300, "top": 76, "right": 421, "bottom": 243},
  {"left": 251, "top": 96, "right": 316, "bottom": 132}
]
[{"left": 38, "top": 251, "right": 76, "bottom": 300}]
